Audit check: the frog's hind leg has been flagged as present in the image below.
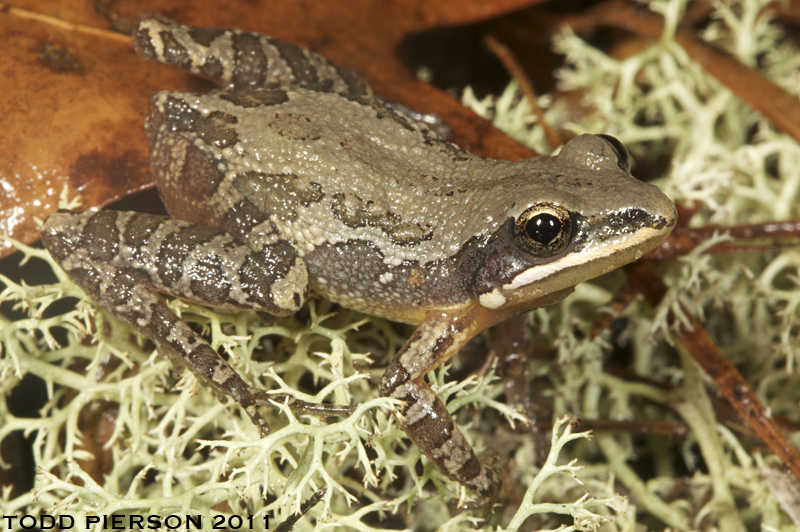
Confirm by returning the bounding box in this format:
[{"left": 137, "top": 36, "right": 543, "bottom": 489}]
[
  {"left": 132, "top": 19, "right": 371, "bottom": 96},
  {"left": 42, "top": 209, "right": 309, "bottom": 435}
]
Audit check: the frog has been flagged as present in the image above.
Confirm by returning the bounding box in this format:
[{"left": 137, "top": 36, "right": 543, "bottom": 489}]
[{"left": 41, "top": 19, "right": 677, "bottom": 510}]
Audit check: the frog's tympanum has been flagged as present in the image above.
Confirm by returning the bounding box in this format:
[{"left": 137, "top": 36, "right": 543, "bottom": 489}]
[{"left": 42, "top": 20, "right": 677, "bottom": 509}]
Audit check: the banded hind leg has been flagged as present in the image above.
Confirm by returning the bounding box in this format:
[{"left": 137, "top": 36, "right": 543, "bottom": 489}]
[
  {"left": 41, "top": 209, "right": 319, "bottom": 434},
  {"left": 132, "top": 19, "right": 372, "bottom": 97}
]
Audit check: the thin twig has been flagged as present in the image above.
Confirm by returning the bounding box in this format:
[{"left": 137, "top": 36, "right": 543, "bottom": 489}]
[{"left": 483, "top": 34, "right": 562, "bottom": 151}]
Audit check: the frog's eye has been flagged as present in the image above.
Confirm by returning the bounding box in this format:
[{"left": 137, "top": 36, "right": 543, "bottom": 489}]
[
  {"left": 597, "top": 134, "right": 630, "bottom": 173},
  {"left": 514, "top": 203, "right": 573, "bottom": 258}
]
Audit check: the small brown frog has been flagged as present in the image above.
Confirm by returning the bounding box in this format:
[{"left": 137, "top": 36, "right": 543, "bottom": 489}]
[{"left": 42, "top": 19, "right": 676, "bottom": 509}]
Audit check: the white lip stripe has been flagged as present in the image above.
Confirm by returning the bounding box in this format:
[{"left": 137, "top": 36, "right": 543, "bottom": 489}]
[{"left": 503, "top": 227, "right": 660, "bottom": 291}]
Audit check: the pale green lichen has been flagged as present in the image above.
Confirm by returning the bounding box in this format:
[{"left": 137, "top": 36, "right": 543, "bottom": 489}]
[{"left": 498, "top": 416, "right": 621, "bottom": 532}]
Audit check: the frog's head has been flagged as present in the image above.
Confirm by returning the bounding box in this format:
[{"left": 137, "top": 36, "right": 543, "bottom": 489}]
[{"left": 470, "top": 134, "right": 676, "bottom": 318}]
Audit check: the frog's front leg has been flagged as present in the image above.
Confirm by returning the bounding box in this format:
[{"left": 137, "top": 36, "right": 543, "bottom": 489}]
[
  {"left": 379, "top": 308, "right": 501, "bottom": 509},
  {"left": 41, "top": 210, "right": 309, "bottom": 435}
]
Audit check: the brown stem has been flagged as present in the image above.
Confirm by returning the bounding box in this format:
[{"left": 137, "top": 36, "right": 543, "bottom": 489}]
[{"left": 483, "top": 34, "right": 562, "bottom": 151}]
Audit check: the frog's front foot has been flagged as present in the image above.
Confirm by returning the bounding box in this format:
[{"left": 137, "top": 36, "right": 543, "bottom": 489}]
[{"left": 377, "top": 309, "right": 504, "bottom": 512}]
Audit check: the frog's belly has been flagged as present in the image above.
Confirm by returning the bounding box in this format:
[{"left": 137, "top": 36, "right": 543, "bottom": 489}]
[{"left": 303, "top": 240, "right": 470, "bottom": 325}]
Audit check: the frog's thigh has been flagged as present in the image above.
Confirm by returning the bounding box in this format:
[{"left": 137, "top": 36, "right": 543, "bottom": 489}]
[
  {"left": 42, "top": 210, "right": 309, "bottom": 434},
  {"left": 379, "top": 316, "right": 499, "bottom": 502},
  {"left": 146, "top": 115, "right": 293, "bottom": 261},
  {"left": 43, "top": 209, "right": 308, "bottom": 316},
  {"left": 133, "top": 19, "right": 371, "bottom": 96}
]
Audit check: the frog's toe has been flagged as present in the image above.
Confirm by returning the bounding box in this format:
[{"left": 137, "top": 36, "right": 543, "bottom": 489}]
[{"left": 230, "top": 387, "right": 271, "bottom": 436}]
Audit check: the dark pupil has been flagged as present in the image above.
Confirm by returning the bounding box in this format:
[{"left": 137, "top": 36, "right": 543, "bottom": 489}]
[{"left": 527, "top": 214, "right": 561, "bottom": 244}]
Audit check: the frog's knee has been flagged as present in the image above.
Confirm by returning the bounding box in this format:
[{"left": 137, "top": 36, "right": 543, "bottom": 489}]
[
  {"left": 268, "top": 259, "right": 308, "bottom": 314},
  {"left": 42, "top": 210, "right": 113, "bottom": 263}
]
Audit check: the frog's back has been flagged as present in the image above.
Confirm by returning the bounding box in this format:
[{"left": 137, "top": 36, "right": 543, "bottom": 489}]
[
  {"left": 135, "top": 19, "right": 522, "bottom": 271},
  {"left": 136, "top": 19, "right": 676, "bottom": 325},
  {"left": 152, "top": 84, "right": 518, "bottom": 259}
]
